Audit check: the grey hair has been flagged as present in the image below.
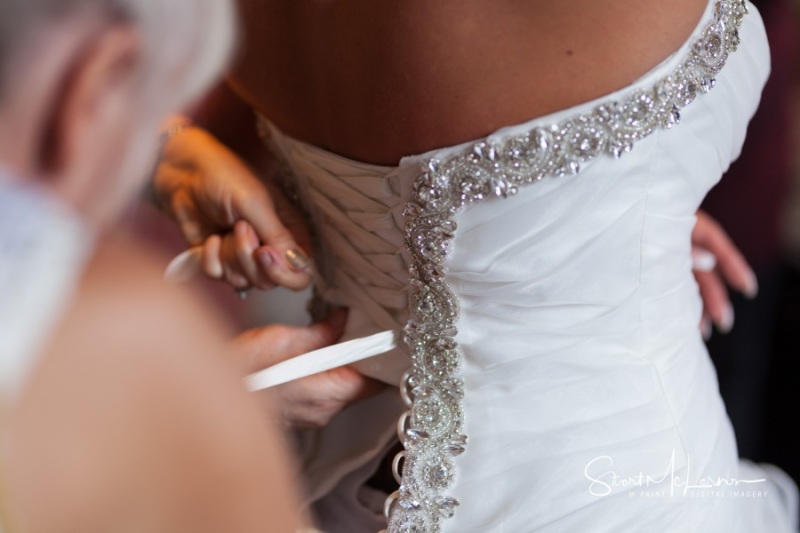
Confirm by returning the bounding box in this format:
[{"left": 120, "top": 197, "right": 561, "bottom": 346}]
[{"left": 0, "top": 0, "right": 237, "bottom": 109}]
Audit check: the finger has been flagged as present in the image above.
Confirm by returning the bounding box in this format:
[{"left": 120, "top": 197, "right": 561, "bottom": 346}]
[
  {"left": 693, "top": 211, "right": 758, "bottom": 298},
  {"left": 325, "top": 365, "right": 387, "bottom": 405},
  {"left": 219, "top": 233, "right": 251, "bottom": 290},
  {"left": 234, "top": 221, "right": 275, "bottom": 290},
  {"left": 700, "top": 314, "right": 712, "bottom": 341},
  {"left": 695, "top": 269, "right": 734, "bottom": 334},
  {"left": 201, "top": 235, "right": 224, "bottom": 279},
  {"left": 236, "top": 194, "right": 313, "bottom": 291},
  {"left": 171, "top": 188, "right": 214, "bottom": 246},
  {"left": 282, "top": 369, "right": 386, "bottom": 430},
  {"left": 268, "top": 309, "right": 348, "bottom": 367},
  {"left": 268, "top": 183, "right": 314, "bottom": 256},
  {"left": 233, "top": 309, "right": 348, "bottom": 373},
  {"left": 250, "top": 244, "right": 313, "bottom": 291}
]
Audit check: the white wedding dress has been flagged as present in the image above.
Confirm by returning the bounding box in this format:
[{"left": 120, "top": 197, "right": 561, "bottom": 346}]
[{"left": 255, "top": 1, "right": 799, "bottom": 531}]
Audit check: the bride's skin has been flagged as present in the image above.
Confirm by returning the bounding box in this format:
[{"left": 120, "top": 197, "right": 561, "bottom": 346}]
[
  {"left": 231, "top": 0, "right": 708, "bottom": 164},
  {"left": 154, "top": 0, "right": 758, "bottom": 426}
]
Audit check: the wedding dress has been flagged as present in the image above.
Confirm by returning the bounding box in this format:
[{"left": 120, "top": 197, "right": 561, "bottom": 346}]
[{"left": 252, "top": 1, "right": 799, "bottom": 531}]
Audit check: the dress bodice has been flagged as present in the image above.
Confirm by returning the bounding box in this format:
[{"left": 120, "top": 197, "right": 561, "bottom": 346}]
[
  {"left": 254, "top": 2, "right": 797, "bottom": 532},
  {"left": 262, "top": 120, "right": 416, "bottom": 384}
]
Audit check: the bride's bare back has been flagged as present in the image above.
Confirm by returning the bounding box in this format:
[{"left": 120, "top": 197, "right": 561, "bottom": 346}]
[{"left": 230, "top": 0, "right": 708, "bottom": 164}]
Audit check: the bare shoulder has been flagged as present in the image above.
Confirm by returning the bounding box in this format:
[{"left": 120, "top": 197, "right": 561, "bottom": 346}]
[{"left": 6, "top": 235, "right": 301, "bottom": 532}]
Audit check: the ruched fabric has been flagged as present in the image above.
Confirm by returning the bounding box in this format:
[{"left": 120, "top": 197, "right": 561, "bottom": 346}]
[{"left": 258, "top": 2, "right": 798, "bottom": 531}]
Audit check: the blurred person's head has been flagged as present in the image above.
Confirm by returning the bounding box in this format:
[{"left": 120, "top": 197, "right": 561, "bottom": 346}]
[{"left": 0, "top": 0, "right": 236, "bottom": 229}]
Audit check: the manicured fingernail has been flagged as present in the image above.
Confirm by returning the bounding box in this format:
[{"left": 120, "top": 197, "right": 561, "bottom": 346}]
[
  {"left": 256, "top": 249, "right": 273, "bottom": 270},
  {"left": 701, "top": 318, "right": 712, "bottom": 341},
  {"left": 692, "top": 250, "right": 716, "bottom": 272},
  {"left": 744, "top": 273, "right": 759, "bottom": 299},
  {"left": 285, "top": 247, "right": 310, "bottom": 272},
  {"left": 718, "top": 305, "right": 734, "bottom": 334}
]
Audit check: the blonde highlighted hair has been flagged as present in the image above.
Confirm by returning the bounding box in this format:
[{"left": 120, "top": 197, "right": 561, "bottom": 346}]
[{"left": 0, "top": 0, "right": 237, "bottom": 110}]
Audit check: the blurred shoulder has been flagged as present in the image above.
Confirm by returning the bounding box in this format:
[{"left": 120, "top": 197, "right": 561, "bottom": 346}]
[
  {"left": 77, "top": 233, "right": 233, "bottom": 341},
  {"left": 5, "top": 233, "right": 300, "bottom": 532}
]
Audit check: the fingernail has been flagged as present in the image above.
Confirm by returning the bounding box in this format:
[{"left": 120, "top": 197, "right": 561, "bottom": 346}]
[
  {"left": 256, "top": 249, "right": 273, "bottom": 270},
  {"left": 744, "top": 272, "right": 759, "bottom": 300},
  {"left": 285, "top": 247, "right": 310, "bottom": 272},
  {"left": 692, "top": 250, "right": 717, "bottom": 272},
  {"left": 701, "top": 318, "right": 712, "bottom": 341},
  {"left": 718, "top": 305, "right": 735, "bottom": 334}
]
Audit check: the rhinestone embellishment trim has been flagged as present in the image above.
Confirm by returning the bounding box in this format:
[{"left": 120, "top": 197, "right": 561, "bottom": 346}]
[{"left": 384, "top": 2, "right": 748, "bottom": 531}]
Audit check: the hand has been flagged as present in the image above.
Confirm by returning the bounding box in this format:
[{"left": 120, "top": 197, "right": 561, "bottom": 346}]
[
  {"left": 231, "top": 310, "right": 386, "bottom": 430},
  {"left": 691, "top": 209, "right": 758, "bottom": 339},
  {"left": 154, "top": 123, "right": 312, "bottom": 291}
]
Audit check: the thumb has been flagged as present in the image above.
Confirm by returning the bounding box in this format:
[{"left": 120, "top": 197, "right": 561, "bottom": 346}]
[
  {"left": 172, "top": 188, "right": 212, "bottom": 246},
  {"left": 232, "top": 309, "right": 348, "bottom": 374},
  {"left": 282, "top": 308, "right": 348, "bottom": 358}
]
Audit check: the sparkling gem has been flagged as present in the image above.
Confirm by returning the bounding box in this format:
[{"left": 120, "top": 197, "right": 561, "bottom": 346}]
[
  {"left": 399, "top": 498, "right": 422, "bottom": 511},
  {"left": 441, "top": 220, "right": 457, "bottom": 233},
  {"left": 435, "top": 338, "right": 457, "bottom": 350},
  {"left": 406, "top": 428, "right": 430, "bottom": 442},
  {"left": 412, "top": 385, "right": 436, "bottom": 399},
  {"left": 443, "top": 442, "right": 466, "bottom": 457},
  {"left": 435, "top": 497, "right": 460, "bottom": 519},
  {"left": 705, "top": 33, "right": 723, "bottom": 57},
  {"left": 398, "top": 523, "right": 423, "bottom": 533},
  {"left": 422, "top": 263, "right": 445, "bottom": 280},
  {"left": 443, "top": 326, "right": 458, "bottom": 337},
  {"left": 426, "top": 460, "right": 455, "bottom": 489},
  {"left": 403, "top": 322, "right": 420, "bottom": 335},
  {"left": 441, "top": 378, "right": 465, "bottom": 399},
  {"left": 403, "top": 203, "right": 423, "bottom": 217},
  {"left": 453, "top": 434, "right": 469, "bottom": 446},
  {"left": 425, "top": 349, "right": 459, "bottom": 377}
]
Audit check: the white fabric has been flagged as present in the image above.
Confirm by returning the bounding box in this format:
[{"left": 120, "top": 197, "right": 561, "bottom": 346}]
[
  {"left": 247, "top": 330, "right": 397, "bottom": 390},
  {"left": 260, "top": 2, "right": 798, "bottom": 531},
  {"left": 0, "top": 167, "right": 92, "bottom": 403}
]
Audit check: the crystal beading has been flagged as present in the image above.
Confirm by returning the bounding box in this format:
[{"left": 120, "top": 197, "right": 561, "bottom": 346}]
[{"left": 385, "top": 2, "right": 748, "bottom": 531}]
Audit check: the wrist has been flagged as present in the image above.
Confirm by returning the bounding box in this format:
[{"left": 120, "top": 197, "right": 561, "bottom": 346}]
[
  {"left": 160, "top": 115, "right": 195, "bottom": 146},
  {"left": 145, "top": 116, "right": 196, "bottom": 212}
]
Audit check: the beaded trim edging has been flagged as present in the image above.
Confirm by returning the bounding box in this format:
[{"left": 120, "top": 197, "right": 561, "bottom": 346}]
[{"left": 382, "top": 1, "right": 748, "bottom": 531}]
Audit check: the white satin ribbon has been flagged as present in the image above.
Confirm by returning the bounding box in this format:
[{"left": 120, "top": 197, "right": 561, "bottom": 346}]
[
  {"left": 164, "top": 248, "right": 398, "bottom": 390},
  {"left": 246, "top": 329, "right": 398, "bottom": 390}
]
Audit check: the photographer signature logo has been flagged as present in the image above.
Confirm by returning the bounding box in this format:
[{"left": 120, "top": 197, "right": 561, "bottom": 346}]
[{"left": 584, "top": 450, "right": 767, "bottom": 498}]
